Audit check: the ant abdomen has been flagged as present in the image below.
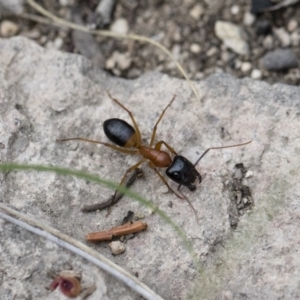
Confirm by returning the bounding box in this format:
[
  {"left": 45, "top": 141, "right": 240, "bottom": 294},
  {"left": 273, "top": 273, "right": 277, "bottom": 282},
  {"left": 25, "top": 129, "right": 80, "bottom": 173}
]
[{"left": 103, "top": 118, "right": 137, "bottom": 148}]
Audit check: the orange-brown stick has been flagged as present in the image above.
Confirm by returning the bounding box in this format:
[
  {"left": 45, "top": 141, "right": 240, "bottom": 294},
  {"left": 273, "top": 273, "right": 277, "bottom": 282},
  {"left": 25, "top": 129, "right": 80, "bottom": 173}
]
[{"left": 86, "top": 221, "right": 148, "bottom": 242}]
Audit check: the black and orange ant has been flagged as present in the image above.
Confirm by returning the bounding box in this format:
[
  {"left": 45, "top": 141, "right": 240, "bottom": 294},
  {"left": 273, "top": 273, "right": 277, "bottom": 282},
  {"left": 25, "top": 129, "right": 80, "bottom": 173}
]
[{"left": 58, "top": 92, "right": 251, "bottom": 217}]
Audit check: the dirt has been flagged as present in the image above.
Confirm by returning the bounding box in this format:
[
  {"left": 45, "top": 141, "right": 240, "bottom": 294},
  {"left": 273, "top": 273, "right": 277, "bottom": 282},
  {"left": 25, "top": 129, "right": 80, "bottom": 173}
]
[{"left": 3, "top": 0, "right": 300, "bottom": 84}]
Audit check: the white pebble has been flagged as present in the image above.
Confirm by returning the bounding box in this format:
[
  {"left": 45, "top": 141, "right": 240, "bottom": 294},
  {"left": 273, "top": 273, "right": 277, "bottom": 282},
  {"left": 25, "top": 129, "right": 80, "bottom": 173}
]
[
  {"left": 59, "top": 0, "right": 71, "bottom": 6},
  {"left": 234, "top": 59, "right": 242, "bottom": 69},
  {"left": 106, "top": 55, "right": 116, "bottom": 69},
  {"left": 117, "top": 53, "right": 132, "bottom": 70},
  {"left": 243, "top": 12, "right": 256, "bottom": 26},
  {"left": 262, "top": 35, "right": 274, "bottom": 49},
  {"left": 54, "top": 37, "right": 63, "bottom": 50},
  {"left": 189, "top": 4, "right": 204, "bottom": 20},
  {"left": 245, "top": 170, "right": 253, "bottom": 178},
  {"left": 291, "top": 31, "right": 300, "bottom": 46},
  {"left": 109, "top": 241, "right": 126, "bottom": 255},
  {"left": 251, "top": 69, "right": 262, "bottom": 80},
  {"left": 110, "top": 18, "right": 129, "bottom": 35},
  {"left": 274, "top": 27, "right": 291, "bottom": 47},
  {"left": 231, "top": 5, "right": 240, "bottom": 15},
  {"left": 206, "top": 46, "right": 218, "bottom": 57},
  {"left": 190, "top": 43, "right": 201, "bottom": 53},
  {"left": 241, "top": 62, "right": 252, "bottom": 73},
  {"left": 287, "top": 19, "right": 298, "bottom": 32},
  {"left": 215, "top": 21, "right": 249, "bottom": 55},
  {"left": 106, "top": 51, "right": 132, "bottom": 70},
  {"left": 0, "top": 20, "right": 19, "bottom": 37}
]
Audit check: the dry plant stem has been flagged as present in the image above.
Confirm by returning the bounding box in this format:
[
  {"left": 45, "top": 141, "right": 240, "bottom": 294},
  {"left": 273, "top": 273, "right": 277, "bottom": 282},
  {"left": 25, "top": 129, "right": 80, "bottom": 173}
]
[
  {"left": 86, "top": 221, "right": 148, "bottom": 242},
  {"left": 20, "top": 12, "right": 59, "bottom": 26},
  {"left": 0, "top": 204, "right": 163, "bottom": 300},
  {"left": 81, "top": 168, "right": 143, "bottom": 212},
  {"left": 26, "top": 0, "right": 199, "bottom": 102}
]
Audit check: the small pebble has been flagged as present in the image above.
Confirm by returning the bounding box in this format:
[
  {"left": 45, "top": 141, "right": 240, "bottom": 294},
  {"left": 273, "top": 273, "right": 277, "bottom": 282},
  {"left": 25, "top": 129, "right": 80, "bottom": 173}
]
[
  {"left": 245, "top": 170, "right": 253, "bottom": 178},
  {"left": 287, "top": 20, "right": 298, "bottom": 32},
  {"left": 230, "top": 5, "right": 240, "bottom": 15},
  {"left": 206, "top": 46, "right": 218, "bottom": 57},
  {"left": 109, "top": 241, "right": 126, "bottom": 255},
  {"left": 0, "top": 20, "right": 19, "bottom": 37},
  {"left": 274, "top": 27, "right": 291, "bottom": 47},
  {"left": 106, "top": 54, "right": 116, "bottom": 69},
  {"left": 54, "top": 37, "right": 63, "bottom": 50},
  {"left": 241, "top": 62, "right": 252, "bottom": 73},
  {"left": 106, "top": 51, "right": 132, "bottom": 70},
  {"left": 221, "top": 51, "right": 231, "bottom": 63},
  {"left": 189, "top": 4, "right": 204, "bottom": 20},
  {"left": 290, "top": 32, "right": 300, "bottom": 46},
  {"left": 251, "top": 69, "right": 262, "bottom": 79},
  {"left": 110, "top": 18, "right": 129, "bottom": 35},
  {"left": 243, "top": 12, "right": 256, "bottom": 26},
  {"left": 117, "top": 53, "right": 132, "bottom": 70},
  {"left": 262, "top": 35, "right": 274, "bottom": 49},
  {"left": 40, "top": 36, "right": 48, "bottom": 45},
  {"left": 243, "top": 198, "right": 249, "bottom": 204},
  {"left": 190, "top": 43, "right": 201, "bottom": 54},
  {"left": 234, "top": 59, "right": 242, "bottom": 69},
  {"left": 59, "top": 0, "right": 71, "bottom": 6},
  {"left": 215, "top": 21, "right": 249, "bottom": 55},
  {"left": 261, "top": 49, "right": 298, "bottom": 71}
]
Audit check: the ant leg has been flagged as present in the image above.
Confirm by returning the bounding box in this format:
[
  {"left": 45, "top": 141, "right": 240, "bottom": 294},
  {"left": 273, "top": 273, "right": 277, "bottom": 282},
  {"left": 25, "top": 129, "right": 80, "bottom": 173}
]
[
  {"left": 150, "top": 165, "right": 184, "bottom": 199},
  {"left": 149, "top": 95, "right": 176, "bottom": 147},
  {"left": 112, "top": 159, "right": 146, "bottom": 200},
  {"left": 151, "top": 165, "right": 199, "bottom": 222},
  {"left": 107, "top": 91, "right": 142, "bottom": 144},
  {"left": 155, "top": 140, "right": 178, "bottom": 155},
  {"left": 57, "top": 137, "right": 138, "bottom": 155}
]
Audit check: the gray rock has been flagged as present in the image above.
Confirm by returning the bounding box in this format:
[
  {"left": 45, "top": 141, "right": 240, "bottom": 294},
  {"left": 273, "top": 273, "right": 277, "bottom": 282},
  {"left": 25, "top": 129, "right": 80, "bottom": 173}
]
[
  {"left": 261, "top": 48, "right": 299, "bottom": 71},
  {"left": 1, "top": 37, "right": 300, "bottom": 300}
]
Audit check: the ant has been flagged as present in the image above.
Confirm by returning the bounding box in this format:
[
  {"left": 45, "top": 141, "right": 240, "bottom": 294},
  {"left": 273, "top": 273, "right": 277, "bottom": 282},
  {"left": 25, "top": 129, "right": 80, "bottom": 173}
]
[{"left": 58, "top": 91, "right": 251, "bottom": 218}]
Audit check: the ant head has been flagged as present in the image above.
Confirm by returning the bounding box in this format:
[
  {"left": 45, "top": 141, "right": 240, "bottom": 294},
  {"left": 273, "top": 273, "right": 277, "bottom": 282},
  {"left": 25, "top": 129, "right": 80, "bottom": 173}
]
[{"left": 166, "top": 155, "right": 201, "bottom": 190}]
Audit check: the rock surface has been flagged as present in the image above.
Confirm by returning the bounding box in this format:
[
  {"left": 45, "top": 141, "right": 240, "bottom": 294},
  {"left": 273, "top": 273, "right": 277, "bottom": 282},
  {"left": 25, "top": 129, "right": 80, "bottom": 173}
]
[{"left": 0, "top": 37, "right": 300, "bottom": 299}]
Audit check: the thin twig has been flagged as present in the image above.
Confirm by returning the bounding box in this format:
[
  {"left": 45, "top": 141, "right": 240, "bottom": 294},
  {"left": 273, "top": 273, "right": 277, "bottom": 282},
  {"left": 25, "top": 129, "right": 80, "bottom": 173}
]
[
  {"left": 19, "top": 12, "right": 59, "bottom": 26},
  {"left": 86, "top": 221, "right": 148, "bottom": 242}
]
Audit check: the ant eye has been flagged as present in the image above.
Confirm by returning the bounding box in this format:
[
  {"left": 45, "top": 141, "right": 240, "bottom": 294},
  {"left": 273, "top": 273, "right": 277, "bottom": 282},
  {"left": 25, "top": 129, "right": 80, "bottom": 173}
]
[{"left": 173, "top": 172, "right": 180, "bottom": 179}]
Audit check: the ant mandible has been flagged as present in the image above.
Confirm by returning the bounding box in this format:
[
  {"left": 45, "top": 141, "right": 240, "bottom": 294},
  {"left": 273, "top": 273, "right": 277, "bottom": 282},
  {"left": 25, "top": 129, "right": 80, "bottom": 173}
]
[{"left": 59, "top": 91, "right": 251, "bottom": 214}]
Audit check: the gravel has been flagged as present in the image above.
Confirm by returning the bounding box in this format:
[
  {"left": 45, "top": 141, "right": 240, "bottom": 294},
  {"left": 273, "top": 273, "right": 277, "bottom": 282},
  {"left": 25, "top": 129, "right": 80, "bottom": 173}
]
[{"left": 0, "top": 0, "right": 299, "bottom": 85}]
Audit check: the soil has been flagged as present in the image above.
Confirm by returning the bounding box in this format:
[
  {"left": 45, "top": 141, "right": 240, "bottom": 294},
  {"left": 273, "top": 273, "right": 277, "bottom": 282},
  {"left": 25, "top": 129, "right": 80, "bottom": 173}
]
[{"left": 3, "top": 0, "right": 300, "bottom": 85}]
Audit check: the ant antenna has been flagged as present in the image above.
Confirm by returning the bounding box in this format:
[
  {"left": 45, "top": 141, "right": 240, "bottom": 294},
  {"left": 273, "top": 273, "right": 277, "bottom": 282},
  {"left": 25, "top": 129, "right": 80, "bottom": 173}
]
[
  {"left": 193, "top": 140, "right": 252, "bottom": 167},
  {"left": 177, "top": 141, "right": 252, "bottom": 192}
]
